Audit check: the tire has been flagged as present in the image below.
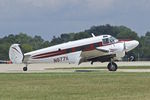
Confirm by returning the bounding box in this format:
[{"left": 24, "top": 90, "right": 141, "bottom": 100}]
[
  {"left": 23, "top": 67, "right": 27, "bottom": 71},
  {"left": 107, "top": 62, "right": 118, "bottom": 71}
]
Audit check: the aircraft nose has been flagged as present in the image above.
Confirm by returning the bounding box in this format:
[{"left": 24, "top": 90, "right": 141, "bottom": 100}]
[
  {"left": 133, "top": 40, "right": 139, "bottom": 47},
  {"left": 125, "top": 40, "right": 139, "bottom": 52}
]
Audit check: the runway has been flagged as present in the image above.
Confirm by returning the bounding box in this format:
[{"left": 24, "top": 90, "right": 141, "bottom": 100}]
[{"left": 0, "top": 61, "right": 150, "bottom": 73}]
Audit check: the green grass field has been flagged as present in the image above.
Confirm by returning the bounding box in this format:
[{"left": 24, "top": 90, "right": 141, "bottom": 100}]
[{"left": 0, "top": 72, "right": 150, "bottom": 100}]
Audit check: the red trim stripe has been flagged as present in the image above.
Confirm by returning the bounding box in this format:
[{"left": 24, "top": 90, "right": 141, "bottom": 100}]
[
  {"left": 32, "top": 50, "right": 66, "bottom": 59},
  {"left": 32, "top": 42, "right": 102, "bottom": 59},
  {"left": 12, "top": 47, "right": 21, "bottom": 54}
]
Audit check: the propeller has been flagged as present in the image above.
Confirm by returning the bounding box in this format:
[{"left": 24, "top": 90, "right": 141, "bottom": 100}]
[
  {"left": 123, "top": 41, "right": 135, "bottom": 61},
  {"left": 123, "top": 41, "right": 127, "bottom": 52},
  {"left": 123, "top": 41, "right": 126, "bottom": 51},
  {"left": 120, "top": 41, "right": 127, "bottom": 57}
]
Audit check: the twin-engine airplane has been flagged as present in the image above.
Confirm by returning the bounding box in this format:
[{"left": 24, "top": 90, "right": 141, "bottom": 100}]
[{"left": 9, "top": 34, "right": 139, "bottom": 71}]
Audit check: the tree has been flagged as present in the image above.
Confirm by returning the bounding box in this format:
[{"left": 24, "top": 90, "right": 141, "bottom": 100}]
[
  {"left": 85, "top": 24, "right": 119, "bottom": 37},
  {"left": 146, "top": 31, "right": 150, "bottom": 36},
  {"left": 21, "top": 44, "right": 33, "bottom": 53},
  {"left": 116, "top": 26, "right": 139, "bottom": 40}
]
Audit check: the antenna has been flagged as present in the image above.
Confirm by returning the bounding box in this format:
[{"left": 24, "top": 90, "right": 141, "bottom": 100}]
[{"left": 91, "top": 33, "right": 96, "bottom": 37}]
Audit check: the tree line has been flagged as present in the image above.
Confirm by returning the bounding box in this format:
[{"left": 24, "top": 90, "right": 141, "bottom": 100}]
[{"left": 0, "top": 24, "right": 150, "bottom": 60}]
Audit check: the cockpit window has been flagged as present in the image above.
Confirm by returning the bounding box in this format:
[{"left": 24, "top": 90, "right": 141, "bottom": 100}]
[
  {"left": 102, "top": 36, "right": 118, "bottom": 45},
  {"left": 110, "top": 37, "right": 115, "bottom": 43},
  {"left": 110, "top": 36, "right": 118, "bottom": 43}
]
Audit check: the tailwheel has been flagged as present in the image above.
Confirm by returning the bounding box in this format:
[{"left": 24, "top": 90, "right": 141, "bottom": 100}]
[
  {"left": 107, "top": 62, "right": 118, "bottom": 71},
  {"left": 23, "top": 64, "right": 28, "bottom": 71},
  {"left": 23, "top": 67, "right": 27, "bottom": 71}
]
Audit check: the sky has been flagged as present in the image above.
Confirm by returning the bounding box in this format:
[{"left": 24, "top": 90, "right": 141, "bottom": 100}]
[{"left": 0, "top": 0, "right": 150, "bottom": 40}]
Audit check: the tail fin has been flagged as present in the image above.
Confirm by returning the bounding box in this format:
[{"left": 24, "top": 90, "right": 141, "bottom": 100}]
[{"left": 9, "top": 44, "right": 24, "bottom": 64}]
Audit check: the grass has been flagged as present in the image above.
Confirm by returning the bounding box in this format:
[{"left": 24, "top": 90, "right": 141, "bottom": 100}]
[{"left": 0, "top": 72, "right": 150, "bottom": 100}]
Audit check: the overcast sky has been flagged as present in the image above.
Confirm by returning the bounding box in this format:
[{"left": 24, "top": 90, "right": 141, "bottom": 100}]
[{"left": 0, "top": 0, "right": 150, "bottom": 40}]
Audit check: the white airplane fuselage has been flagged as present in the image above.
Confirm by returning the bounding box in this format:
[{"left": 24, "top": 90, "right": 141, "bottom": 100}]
[{"left": 24, "top": 35, "right": 138, "bottom": 64}]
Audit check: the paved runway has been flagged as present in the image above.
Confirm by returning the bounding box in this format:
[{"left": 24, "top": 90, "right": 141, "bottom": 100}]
[{"left": 0, "top": 61, "right": 150, "bottom": 73}]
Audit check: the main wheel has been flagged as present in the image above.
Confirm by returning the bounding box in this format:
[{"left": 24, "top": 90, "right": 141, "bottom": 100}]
[
  {"left": 23, "top": 67, "right": 28, "bottom": 71},
  {"left": 107, "top": 62, "right": 118, "bottom": 71}
]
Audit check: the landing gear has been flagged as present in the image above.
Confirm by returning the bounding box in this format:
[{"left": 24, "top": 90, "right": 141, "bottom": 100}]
[
  {"left": 23, "top": 64, "right": 28, "bottom": 71},
  {"left": 91, "top": 61, "right": 94, "bottom": 65},
  {"left": 107, "top": 62, "right": 118, "bottom": 71}
]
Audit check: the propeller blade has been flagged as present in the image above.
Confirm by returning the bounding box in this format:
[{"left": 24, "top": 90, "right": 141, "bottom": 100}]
[{"left": 123, "top": 41, "right": 126, "bottom": 51}]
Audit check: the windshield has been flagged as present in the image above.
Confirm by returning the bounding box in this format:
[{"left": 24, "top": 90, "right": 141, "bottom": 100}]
[
  {"left": 109, "top": 36, "right": 118, "bottom": 43},
  {"left": 102, "top": 36, "right": 118, "bottom": 44}
]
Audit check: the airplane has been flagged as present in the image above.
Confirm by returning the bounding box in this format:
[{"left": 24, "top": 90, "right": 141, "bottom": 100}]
[{"left": 9, "top": 34, "right": 139, "bottom": 71}]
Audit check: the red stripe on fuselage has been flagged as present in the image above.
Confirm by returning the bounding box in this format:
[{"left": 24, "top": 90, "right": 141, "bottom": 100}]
[
  {"left": 32, "top": 42, "right": 102, "bottom": 59},
  {"left": 32, "top": 50, "right": 66, "bottom": 59}
]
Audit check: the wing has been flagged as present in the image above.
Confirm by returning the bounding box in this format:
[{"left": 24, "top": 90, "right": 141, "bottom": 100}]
[
  {"left": 81, "top": 47, "right": 109, "bottom": 59},
  {"left": 87, "top": 54, "right": 116, "bottom": 63},
  {"left": 68, "top": 51, "right": 82, "bottom": 65}
]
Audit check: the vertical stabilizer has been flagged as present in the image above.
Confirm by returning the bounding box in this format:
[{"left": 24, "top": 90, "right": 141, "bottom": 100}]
[{"left": 9, "top": 44, "right": 24, "bottom": 64}]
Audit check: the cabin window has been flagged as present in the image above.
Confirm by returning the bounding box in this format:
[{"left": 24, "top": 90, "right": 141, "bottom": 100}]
[
  {"left": 102, "top": 38, "right": 110, "bottom": 44},
  {"left": 66, "top": 48, "right": 72, "bottom": 53},
  {"left": 76, "top": 47, "right": 82, "bottom": 51},
  {"left": 94, "top": 43, "right": 99, "bottom": 48},
  {"left": 81, "top": 46, "right": 85, "bottom": 50},
  {"left": 84, "top": 44, "right": 91, "bottom": 51}
]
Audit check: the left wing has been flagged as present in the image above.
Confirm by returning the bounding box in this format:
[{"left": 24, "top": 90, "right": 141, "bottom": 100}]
[{"left": 68, "top": 51, "right": 82, "bottom": 64}]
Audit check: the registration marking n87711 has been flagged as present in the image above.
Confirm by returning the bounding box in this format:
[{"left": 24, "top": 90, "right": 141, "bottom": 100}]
[{"left": 53, "top": 56, "right": 69, "bottom": 63}]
